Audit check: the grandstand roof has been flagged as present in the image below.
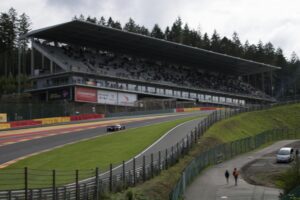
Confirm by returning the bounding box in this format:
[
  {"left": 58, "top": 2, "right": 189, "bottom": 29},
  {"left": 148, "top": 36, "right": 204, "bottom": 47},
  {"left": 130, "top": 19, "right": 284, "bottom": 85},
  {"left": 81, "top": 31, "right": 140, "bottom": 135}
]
[{"left": 24, "top": 20, "right": 280, "bottom": 75}]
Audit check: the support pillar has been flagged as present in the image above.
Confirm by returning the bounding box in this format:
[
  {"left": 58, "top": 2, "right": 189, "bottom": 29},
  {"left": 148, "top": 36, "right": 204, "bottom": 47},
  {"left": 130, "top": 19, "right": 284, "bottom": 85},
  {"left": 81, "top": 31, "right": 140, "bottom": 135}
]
[
  {"left": 270, "top": 71, "right": 273, "bottom": 97},
  {"left": 30, "top": 38, "right": 35, "bottom": 76},
  {"left": 50, "top": 60, "right": 53, "bottom": 73},
  {"left": 261, "top": 72, "right": 265, "bottom": 93}
]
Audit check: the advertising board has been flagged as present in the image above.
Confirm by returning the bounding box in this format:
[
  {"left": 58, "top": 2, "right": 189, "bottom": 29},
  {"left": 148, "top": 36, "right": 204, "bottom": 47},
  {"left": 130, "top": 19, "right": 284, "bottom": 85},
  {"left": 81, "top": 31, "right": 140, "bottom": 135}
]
[
  {"left": 0, "top": 113, "right": 7, "bottom": 122},
  {"left": 75, "top": 87, "right": 97, "bottom": 103},
  {"left": 118, "top": 92, "right": 137, "bottom": 106},
  {"left": 97, "top": 90, "right": 118, "bottom": 105}
]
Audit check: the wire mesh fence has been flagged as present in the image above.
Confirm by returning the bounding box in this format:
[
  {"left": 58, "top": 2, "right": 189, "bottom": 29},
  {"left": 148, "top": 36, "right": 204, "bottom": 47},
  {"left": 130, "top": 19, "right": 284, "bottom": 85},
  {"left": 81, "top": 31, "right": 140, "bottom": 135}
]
[
  {"left": 169, "top": 128, "right": 300, "bottom": 200},
  {"left": 0, "top": 100, "right": 299, "bottom": 200}
]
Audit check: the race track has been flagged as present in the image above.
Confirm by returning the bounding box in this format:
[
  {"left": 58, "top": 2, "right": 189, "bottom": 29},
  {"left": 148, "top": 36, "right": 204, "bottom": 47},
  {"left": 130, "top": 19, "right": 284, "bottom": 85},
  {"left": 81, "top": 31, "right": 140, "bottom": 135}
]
[{"left": 0, "top": 111, "right": 211, "bottom": 167}]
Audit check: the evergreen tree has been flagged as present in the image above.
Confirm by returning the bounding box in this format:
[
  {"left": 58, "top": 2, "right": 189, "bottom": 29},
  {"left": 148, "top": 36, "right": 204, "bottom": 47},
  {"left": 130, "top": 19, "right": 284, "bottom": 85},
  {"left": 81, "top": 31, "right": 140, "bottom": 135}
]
[
  {"left": 210, "top": 30, "right": 220, "bottom": 52},
  {"left": 17, "top": 13, "right": 31, "bottom": 74},
  {"left": 182, "top": 23, "right": 191, "bottom": 45},
  {"left": 17, "top": 13, "right": 31, "bottom": 49},
  {"left": 169, "top": 17, "right": 183, "bottom": 43},
  {"left": 263, "top": 42, "right": 275, "bottom": 64},
  {"left": 219, "top": 36, "right": 231, "bottom": 54},
  {"left": 231, "top": 32, "right": 242, "bottom": 57},
  {"left": 124, "top": 18, "right": 137, "bottom": 32},
  {"left": 107, "top": 17, "right": 114, "bottom": 28},
  {"left": 135, "top": 25, "right": 149, "bottom": 35},
  {"left": 164, "top": 26, "right": 171, "bottom": 40},
  {"left": 86, "top": 16, "right": 97, "bottom": 23},
  {"left": 151, "top": 24, "right": 164, "bottom": 39},
  {"left": 256, "top": 41, "right": 265, "bottom": 62},
  {"left": 111, "top": 21, "right": 122, "bottom": 30},
  {"left": 202, "top": 33, "right": 210, "bottom": 49},
  {"left": 78, "top": 14, "right": 85, "bottom": 21},
  {"left": 189, "top": 30, "right": 201, "bottom": 47},
  {"left": 98, "top": 16, "right": 106, "bottom": 26}
]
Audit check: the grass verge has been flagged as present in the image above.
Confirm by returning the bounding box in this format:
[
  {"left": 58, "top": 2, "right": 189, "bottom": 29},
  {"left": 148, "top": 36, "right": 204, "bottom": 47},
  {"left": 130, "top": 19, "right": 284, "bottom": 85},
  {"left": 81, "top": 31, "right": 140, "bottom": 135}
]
[{"left": 0, "top": 114, "right": 204, "bottom": 189}]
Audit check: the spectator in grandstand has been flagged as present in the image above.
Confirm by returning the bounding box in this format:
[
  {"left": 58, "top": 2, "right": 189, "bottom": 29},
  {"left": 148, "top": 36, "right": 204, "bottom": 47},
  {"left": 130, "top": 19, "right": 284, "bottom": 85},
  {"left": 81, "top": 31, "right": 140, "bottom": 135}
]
[{"left": 38, "top": 40, "right": 271, "bottom": 99}]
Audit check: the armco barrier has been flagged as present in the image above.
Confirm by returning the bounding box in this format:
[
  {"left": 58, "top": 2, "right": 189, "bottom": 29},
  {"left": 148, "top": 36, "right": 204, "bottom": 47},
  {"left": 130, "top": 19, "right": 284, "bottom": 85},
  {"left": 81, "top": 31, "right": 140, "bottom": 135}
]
[
  {"left": 0, "top": 123, "right": 10, "bottom": 130},
  {"left": 176, "top": 108, "right": 185, "bottom": 112},
  {"left": 10, "top": 120, "right": 42, "bottom": 128},
  {"left": 70, "top": 113, "right": 105, "bottom": 121},
  {"left": 34, "top": 117, "right": 71, "bottom": 125},
  {"left": 200, "top": 107, "right": 220, "bottom": 111},
  {"left": 176, "top": 107, "right": 221, "bottom": 113}
]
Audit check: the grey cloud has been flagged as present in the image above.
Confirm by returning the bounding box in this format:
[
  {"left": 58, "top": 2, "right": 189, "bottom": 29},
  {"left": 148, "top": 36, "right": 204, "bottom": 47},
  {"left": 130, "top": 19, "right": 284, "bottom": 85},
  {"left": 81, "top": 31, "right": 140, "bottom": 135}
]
[{"left": 1, "top": 0, "right": 299, "bottom": 56}]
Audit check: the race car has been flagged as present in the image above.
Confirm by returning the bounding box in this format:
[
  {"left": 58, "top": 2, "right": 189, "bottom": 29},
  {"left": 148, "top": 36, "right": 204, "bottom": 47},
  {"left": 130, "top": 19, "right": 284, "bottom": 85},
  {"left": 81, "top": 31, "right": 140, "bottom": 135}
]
[{"left": 106, "top": 124, "right": 126, "bottom": 132}]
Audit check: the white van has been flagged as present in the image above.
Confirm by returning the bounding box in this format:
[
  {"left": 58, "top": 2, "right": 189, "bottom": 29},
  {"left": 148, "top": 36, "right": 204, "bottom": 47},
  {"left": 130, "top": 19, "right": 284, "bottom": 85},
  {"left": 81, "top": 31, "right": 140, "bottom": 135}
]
[{"left": 276, "top": 147, "right": 294, "bottom": 163}]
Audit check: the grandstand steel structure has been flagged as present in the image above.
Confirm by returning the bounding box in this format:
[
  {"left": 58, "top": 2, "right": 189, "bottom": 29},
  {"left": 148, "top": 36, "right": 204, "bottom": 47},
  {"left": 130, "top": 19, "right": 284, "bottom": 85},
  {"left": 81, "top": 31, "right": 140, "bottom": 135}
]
[{"left": 23, "top": 20, "right": 280, "bottom": 112}]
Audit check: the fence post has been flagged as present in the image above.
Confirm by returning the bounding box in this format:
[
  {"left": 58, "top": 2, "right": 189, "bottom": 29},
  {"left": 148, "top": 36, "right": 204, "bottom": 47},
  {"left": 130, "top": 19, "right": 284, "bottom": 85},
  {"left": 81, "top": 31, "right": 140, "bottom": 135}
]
[
  {"left": 182, "top": 171, "right": 186, "bottom": 194},
  {"left": 122, "top": 161, "right": 126, "bottom": 189},
  {"left": 24, "top": 167, "right": 28, "bottom": 200},
  {"left": 143, "top": 155, "right": 146, "bottom": 181},
  {"left": 186, "top": 135, "right": 189, "bottom": 152},
  {"left": 75, "top": 170, "right": 79, "bottom": 200},
  {"left": 133, "top": 158, "right": 136, "bottom": 186},
  {"left": 176, "top": 142, "right": 179, "bottom": 161},
  {"left": 95, "top": 167, "right": 99, "bottom": 200},
  {"left": 151, "top": 153, "right": 154, "bottom": 178},
  {"left": 8, "top": 190, "right": 11, "bottom": 200},
  {"left": 52, "top": 170, "right": 56, "bottom": 200},
  {"left": 165, "top": 149, "right": 168, "bottom": 170},
  {"left": 158, "top": 151, "right": 161, "bottom": 172},
  {"left": 171, "top": 146, "right": 174, "bottom": 164},
  {"left": 109, "top": 164, "right": 113, "bottom": 192},
  {"left": 63, "top": 187, "right": 66, "bottom": 200}
]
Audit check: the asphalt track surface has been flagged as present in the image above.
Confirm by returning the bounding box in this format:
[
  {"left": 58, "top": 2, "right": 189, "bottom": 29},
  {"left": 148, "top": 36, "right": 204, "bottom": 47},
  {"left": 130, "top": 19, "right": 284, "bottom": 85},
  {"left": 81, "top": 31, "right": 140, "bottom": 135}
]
[
  {"left": 185, "top": 140, "right": 299, "bottom": 200},
  {"left": 95, "top": 111, "right": 211, "bottom": 181},
  {"left": 0, "top": 111, "right": 211, "bottom": 167}
]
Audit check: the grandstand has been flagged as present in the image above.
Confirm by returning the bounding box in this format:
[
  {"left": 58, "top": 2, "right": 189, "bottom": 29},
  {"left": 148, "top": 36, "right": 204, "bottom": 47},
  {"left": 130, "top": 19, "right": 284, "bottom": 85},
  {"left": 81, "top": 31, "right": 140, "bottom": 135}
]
[{"left": 23, "top": 20, "right": 280, "bottom": 113}]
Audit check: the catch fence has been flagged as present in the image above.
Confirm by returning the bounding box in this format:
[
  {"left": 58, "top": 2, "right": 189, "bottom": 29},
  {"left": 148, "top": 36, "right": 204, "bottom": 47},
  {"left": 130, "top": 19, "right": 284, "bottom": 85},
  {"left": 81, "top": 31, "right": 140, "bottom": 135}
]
[{"left": 169, "top": 129, "right": 300, "bottom": 199}]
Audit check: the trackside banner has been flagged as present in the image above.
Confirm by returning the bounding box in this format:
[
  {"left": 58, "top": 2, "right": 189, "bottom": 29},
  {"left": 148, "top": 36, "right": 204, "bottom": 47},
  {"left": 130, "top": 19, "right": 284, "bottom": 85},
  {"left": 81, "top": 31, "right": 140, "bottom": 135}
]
[
  {"left": 97, "top": 90, "right": 118, "bottom": 105},
  {"left": 0, "top": 113, "right": 7, "bottom": 122},
  {"left": 97, "top": 89, "right": 137, "bottom": 106},
  {"left": 75, "top": 87, "right": 97, "bottom": 103},
  {"left": 118, "top": 92, "right": 137, "bottom": 106}
]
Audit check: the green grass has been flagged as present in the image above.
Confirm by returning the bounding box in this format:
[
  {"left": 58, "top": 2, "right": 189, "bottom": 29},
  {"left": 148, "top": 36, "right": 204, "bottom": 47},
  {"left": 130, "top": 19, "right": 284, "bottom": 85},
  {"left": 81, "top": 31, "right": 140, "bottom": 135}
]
[
  {"left": 108, "top": 103, "right": 300, "bottom": 200},
  {"left": 205, "top": 103, "right": 300, "bottom": 142},
  {"left": 0, "top": 114, "right": 204, "bottom": 189}
]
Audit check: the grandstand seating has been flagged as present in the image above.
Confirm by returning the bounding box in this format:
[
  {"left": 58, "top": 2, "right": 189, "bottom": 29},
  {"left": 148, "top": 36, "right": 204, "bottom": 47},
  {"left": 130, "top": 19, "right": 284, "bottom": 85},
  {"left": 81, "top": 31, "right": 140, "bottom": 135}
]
[{"left": 36, "top": 41, "right": 270, "bottom": 99}]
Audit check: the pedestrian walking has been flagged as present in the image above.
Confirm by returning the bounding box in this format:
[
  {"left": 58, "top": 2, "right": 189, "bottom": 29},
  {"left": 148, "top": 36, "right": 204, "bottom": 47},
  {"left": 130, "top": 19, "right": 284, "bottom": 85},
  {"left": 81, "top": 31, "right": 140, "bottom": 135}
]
[
  {"left": 225, "top": 170, "right": 230, "bottom": 184},
  {"left": 233, "top": 168, "right": 239, "bottom": 186}
]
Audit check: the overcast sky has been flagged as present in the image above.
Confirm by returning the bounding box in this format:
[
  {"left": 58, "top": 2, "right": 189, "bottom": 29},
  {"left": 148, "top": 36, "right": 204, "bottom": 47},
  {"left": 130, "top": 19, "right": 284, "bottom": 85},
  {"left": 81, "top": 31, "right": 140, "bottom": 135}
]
[{"left": 1, "top": 0, "right": 299, "bottom": 59}]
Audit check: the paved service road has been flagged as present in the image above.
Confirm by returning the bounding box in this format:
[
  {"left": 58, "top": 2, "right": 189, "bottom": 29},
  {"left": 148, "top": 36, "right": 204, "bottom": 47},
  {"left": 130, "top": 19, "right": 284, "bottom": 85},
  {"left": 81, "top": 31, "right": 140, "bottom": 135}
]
[
  {"left": 0, "top": 111, "right": 209, "bottom": 167},
  {"left": 185, "top": 140, "right": 299, "bottom": 200}
]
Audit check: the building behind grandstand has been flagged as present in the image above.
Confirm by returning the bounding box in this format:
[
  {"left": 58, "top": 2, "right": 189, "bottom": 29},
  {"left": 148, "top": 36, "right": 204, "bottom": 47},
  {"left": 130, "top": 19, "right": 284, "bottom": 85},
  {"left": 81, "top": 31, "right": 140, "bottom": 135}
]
[{"left": 23, "top": 20, "right": 280, "bottom": 114}]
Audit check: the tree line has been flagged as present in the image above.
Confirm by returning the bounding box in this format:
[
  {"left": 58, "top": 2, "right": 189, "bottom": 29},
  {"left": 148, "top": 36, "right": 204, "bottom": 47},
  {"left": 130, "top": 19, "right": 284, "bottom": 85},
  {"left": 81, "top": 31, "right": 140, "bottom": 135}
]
[
  {"left": 0, "top": 7, "right": 31, "bottom": 95},
  {"left": 0, "top": 7, "right": 299, "bottom": 97}
]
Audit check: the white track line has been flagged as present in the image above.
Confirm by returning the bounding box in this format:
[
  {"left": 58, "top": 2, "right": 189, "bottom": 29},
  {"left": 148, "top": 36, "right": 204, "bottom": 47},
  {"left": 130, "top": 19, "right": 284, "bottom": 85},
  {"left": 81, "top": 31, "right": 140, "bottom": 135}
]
[{"left": 98, "top": 117, "right": 203, "bottom": 177}]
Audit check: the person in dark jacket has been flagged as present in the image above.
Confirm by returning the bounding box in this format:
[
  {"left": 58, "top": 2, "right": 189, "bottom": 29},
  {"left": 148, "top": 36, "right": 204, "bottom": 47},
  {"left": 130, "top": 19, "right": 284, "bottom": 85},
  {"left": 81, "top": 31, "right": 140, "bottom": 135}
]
[{"left": 225, "top": 170, "right": 230, "bottom": 184}]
